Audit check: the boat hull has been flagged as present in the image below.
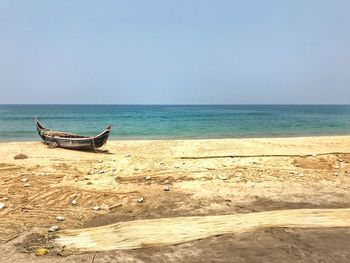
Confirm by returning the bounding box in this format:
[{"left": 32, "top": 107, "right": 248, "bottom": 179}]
[{"left": 35, "top": 120, "right": 111, "bottom": 151}]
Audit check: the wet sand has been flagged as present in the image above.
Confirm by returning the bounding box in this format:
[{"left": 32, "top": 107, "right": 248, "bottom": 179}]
[{"left": 1, "top": 136, "right": 350, "bottom": 262}]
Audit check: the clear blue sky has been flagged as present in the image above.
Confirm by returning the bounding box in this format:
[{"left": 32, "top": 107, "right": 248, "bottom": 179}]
[{"left": 0, "top": 0, "right": 349, "bottom": 104}]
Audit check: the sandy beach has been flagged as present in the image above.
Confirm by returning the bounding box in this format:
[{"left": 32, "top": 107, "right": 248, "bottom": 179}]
[{"left": 1, "top": 136, "right": 350, "bottom": 262}]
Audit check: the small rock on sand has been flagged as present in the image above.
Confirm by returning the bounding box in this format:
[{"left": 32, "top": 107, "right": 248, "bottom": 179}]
[
  {"left": 164, "top": 185, "right": 170, "bottom": 191},
  {"left": 22, "top": 178, "right": 28, "bottom": 182},
  {"left": 71, "top": 199, "right": 77, "bottom": 205},
  {"left": 333, "top": 172, "right": 339, "bottom": 176},
  {"left": 334, "top": 165, "right": 340, "bottom": 169},
  {"left": 23, "top": 183, "right": 30, "bottom": 187},
  {"left": 145, "top": 176, "right": 151, "bottom": 180},
  {"left": 86, "top": 181, "right": 92, "bottom": 185},
  {"left": 137, "top": 197, "right": 144, "bottom": 203},
  {"left": 35, "top": 248, "right": 49, "bottom": 256},
  {"left": 14, "top": 154, "right": 28, "bottom": 160},
  {"left": 126, "top": 154, "right": 131, "bottom": 157},
  {"left": 56, "top": 216, "right": 65, "bottom": 221},
  {"left": 48, "top": 225, "right": 60, "bottom": 232},
  {"left": 0, "top": 203, "right": 6, "bottom": 209},
  {"left": 92, "top": 206, "right": 100, "bottom": 211}
]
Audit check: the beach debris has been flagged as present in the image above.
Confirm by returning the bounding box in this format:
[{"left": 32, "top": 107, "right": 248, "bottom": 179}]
[
  {"left": 218, "top": 175, "right": 228, "bottom": 180},
  {"left": 35, "top": 248, "right": 49, "bottom": 256},
  {"left": 14, "top": 154, "right": 28, "bottom": 160},
  {"left": 98, "top": 160, "right": 103, "bottom": 163},
  {"left": 0, "top": 203, "right": 6, "bottom": 210},
  {"left": 334, "top": 165, "right": 340, "bottom": 169},
  {"left": 92, "top": 206, "right": 101, "bottom": 211},
  {"left": 145, "top": 176, "right": 151, "bottom": 180},
  {"left": 333, "top": 172, "right": 339, "bottom": 176},
  {"left": 22, "top": 177, "right": 28, "bottom": 182},
  {"left": 71, "top": 199, "right": 77, "bottom": 206},
  {"left": 137, "top": 197, "right": 144, "bottom": 203},
  {"left": 99, "top": 170, "right": 105, "bottom": 174},
  {"left": 48, "top": 225, "right": 60, "bottom": 232},
  {"left": 109, "top": 203, "right": 122, "bottom": 210},
  {"left": 56, "top": 216, "right": 65, "bottom": 222},
  {"left": 23, "top": 183, "right": 31, "bottom": 187},
  {"left": 163, "top": 185, "right": 170, "bottom": 191},
  {"left": 174, "top": 166, "right": 180, "bottom": 169},
  {"left": 338, "top": 159, "right": 344, "bottom": 162}
]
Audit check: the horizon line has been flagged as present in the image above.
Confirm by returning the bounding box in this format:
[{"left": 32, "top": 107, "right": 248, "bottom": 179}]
[{"left": 1, "top": 103, "right": 350, "bottom": 106}]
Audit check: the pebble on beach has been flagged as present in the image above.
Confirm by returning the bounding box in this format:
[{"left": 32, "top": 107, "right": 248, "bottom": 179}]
[
  {"left": 56, "top": 216, "right": 65, "bottom": 221},
  {"left": 22, "top": 178, "right": 28, "bottom": 182},
  {"left": 137, "top": 197, "right": 144, "bottom": 203},
  {"left": 71, "top": 199, "right": 77, "bottom": 205},
  {"left": 35, "top": 248, "right": 49, "bottom": 256},
  {"left": 23, "top": 183, "right": 30, "bottom": 187},
  {"left": 163, "top": 185, "right": 170, "bottom": 191},
  {"left": 92, "top": 206, "right": 101, "bottom": 211},
  {"left": 14, "top": 154, "right": 28, "bottom": 160},
  {"left": 145, "top": 176, "right": 151, "bottom": 180},
  {"left": 0, "top": 203, "right": 6, "bottom": 210},
  {"left": 48, "top": 225, "right": 60, "bottom": 232}
]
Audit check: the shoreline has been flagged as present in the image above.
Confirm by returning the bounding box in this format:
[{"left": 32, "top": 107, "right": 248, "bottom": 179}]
[{"left": 1, "top": 133, "right": 350, "bottom": 143}]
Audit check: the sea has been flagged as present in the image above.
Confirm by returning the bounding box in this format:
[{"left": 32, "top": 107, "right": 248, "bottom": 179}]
[{"left": 0, "top": 105, "right": 350, "bottom": 141}]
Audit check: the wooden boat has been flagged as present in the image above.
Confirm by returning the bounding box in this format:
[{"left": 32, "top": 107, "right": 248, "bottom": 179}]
[{"left": 35, "top": 118, "right": 112, "bottom": 150}]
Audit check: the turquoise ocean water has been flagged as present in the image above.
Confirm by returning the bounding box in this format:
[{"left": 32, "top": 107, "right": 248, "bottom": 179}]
[{"left": 0, "top": 105, "right": 350, "bottom": 141}]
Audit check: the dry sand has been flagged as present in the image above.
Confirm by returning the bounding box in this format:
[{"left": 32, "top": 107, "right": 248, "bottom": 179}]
[{"left": 1, "top": 136, "right": 350, "bottom": 262}]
